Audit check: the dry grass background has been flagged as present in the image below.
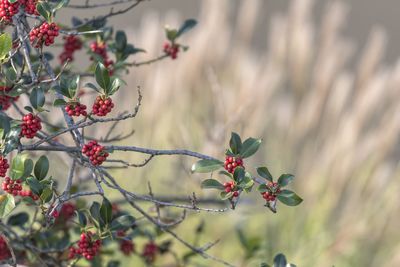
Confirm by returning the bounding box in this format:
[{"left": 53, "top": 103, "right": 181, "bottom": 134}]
[{"left": 57, "top": 0, "right": 400, "bottom": 266}]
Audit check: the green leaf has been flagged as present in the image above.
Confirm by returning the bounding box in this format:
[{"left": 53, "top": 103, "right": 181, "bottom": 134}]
[
  {"left": 240, "top": 137, "right": 262, "bottom": 158},
  {"left": 30, "top": 87, "right": 45, "bottom": 109},
  {"left": 220, "top": 191, "right": 233, "bottom": 200},
  {"left": 110, "top": 215, "right": 135, "bottom": 231},
  {"left": 191, "top": 159, "right": 223, "bottom": 173},
  {"left": 84, "top": 82, "right": 101, "bottom": 93},
  {"left": 4, "top": 65, "right": 17, "bottom": 82},
  {"left": 34, "top": 155, "right": 49, "bottom": 180},
  {"left": 10, "top": 154, "right": 31, "bottom": 180},
  {"left": 0, "top": 33, "right": 12, "bottom": 60},
  {"left": 90, "top": 202, "right": 101, "bottom": 227},
  {"left": 36, "top": 2, "right": 52, "bottom": 22},
  {"left": 0, "top": 114, "right": 11, "bottom": 138},
  {"left": 95, "top": 63, "right": 111, "bottom": 92},
  {"left": 53, "top": 0, "right": 69, "bottom": 11},
  {"left": 201, "top": 179, "right": 224, "bottom": 190},
  {"left": 26, "top": 177, "right": 43, "bottom": 196},
  {"left": 229, "top": 132, "right": 242, "bottom": 154},
  {"left": 277, "top": 174, "right": 294, "bottom": 187},
  {"left": 177, "top": 19, "right": 198, "bottom": 37},
  {"left": 2, "top": 126, "right": 21, "bottom": 155},
  {"left": 7, "top": 212, "right": 29, "bottom": 226},
  {"left": 40, "top": 188, "right": 53, "bottom": 203},
  {"left": 100, "top": 197, "right": 112, "bottom": 225},
  {"left": 53, "top": 99, "right": 67, "bottom": 107},
  {"left": 0, "top": 194, "right": 15, "bottom": 218},
  {"left": 115, "top": 31, "right": 127, "bottom": 51},
  {"left": 233, "top": 167, "right": 245, "bottom": 182},
  {"left": 257, "top": 167, "right": 273, "bottom": 182},
  {"left": 257, "top": 184, "right": 269, "bottom": 193},
  {"left": 237, "top": 173, "right": 254, "bottom": 191},
  {"left": 166, "top": 28, "right": 178, "bottom": 42},
  {"left": 277, "top": 190, "right": 303, "bottom": 206},
  {"left": 273, "top": 253, "right": 287, "bottom": 267},
  {"left": 76, "top": 210, "right": 87, "bottom": 226},
  {"left": 109, "top": 77, "right": 122, "bottom": 95}
]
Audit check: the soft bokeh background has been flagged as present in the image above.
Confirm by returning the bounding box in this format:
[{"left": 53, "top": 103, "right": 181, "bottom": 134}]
[{"left": 56, "top": 0, "right": 400, "bottom": 266}]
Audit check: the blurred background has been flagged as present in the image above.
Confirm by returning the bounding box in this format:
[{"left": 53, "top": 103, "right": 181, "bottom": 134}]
[{"left": 57, "top": 0, "right": 400, "bottom": 266}]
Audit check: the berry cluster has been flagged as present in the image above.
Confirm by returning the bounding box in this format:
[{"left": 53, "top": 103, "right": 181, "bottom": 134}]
[
  {"left": 90, "top": 41, "right": 114, "bottom": 73},
  {"left": 69, "top": 232, "right": 102, "bottom": 261},
  {"left": 65, "top": 102, "right": 87, "bottom": 117},
  {"left": 223, "top": 181, "right": 239, "bottom": 197},
  {"left": 0, "top": 86, "right": 19, "bottom": 111},
  {"left": 224, "top": 156, "right": 244, "bottom": 174},
  {"left": 163, "top": 42, "right": 180, "bottom": 59},
  {"left": 60, "top": 203, "right": 76, "bottom": 220},
  {"left": 0, "top": 236, "right": 11, "bottom": 261},
  {"left": 0, "top": 0, "right": 19, "bottom": 23},
  {"left": 29, "top": 22, "right": 59, "bottom": 48},
  {"left": 2, "top": 177, "right": 22, "bottom": 196},
  {"left": 0, "top": 156, "right": 9, "bottom": 177},
  {"left": 92, "top": 96, "right": 114, "bottom": 117},
  {"left": 261, "top": 182, "right": 281, "bottom": 202},
  {"left": 82, "top": 141, "right": 109, "bottom": 166},
  {"left": 21, "top": 113, "right": 42, "bottom": 139},
  {"left": 142, "top": 242, "right": 158, "bottom": 263},
  {"left": 20, "top": 0, "right": 38, "bottom": 15},
  {"left": 19, "top": 189, "right": 39, "bottom": 200},
  {"left": 59, "top": 35, "right": 82, "bottom": 64},
  {"left": 120, "top": 239, "right": 135, "bottom": 256}
]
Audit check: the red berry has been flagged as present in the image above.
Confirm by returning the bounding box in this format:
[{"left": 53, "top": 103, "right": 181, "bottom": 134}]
[
  {"left": 20, "top": 113, "right": 41, "bottom": 139},
  {"left": 20, "top": 0, "right": 39, "bottom": 15},
  {"left": 90, "top": 41, "right": 114, "bottom": 74},
  {"left": 163, "top": 41, "right": 180, "bottom": 60},
  {"left": 120, "top": 239, "right": 135, "bottom": 256},
  {"left": 69, "top": 232, "right": 101, "bottom": 260},
  {"left": 91, "top": 96, "right": 114, "bottom": 117},
  {"left": 29, "top": 22, "right": 59, "bottom": 48},
  {"left": 0, "top": 156, "right": 9, "bottom": 177},
  {"left": 0, "top": 0, "right": 19, "bottom": 23},
  {"left": 0, "top": 236, "right": 11, "bottom": 261},
  {"left": 2, "top": 177, "right": 22, "bottom": 196},
  {"left": 224, "top": 156, "right": 244, "bottom": 174},
  {"left": 142, "top": 242, "right": 158, "bottom": 263},
  {"left": 82, "top": 141, "right": 109, "bottom": 166},
  {"left": 65, "top": 102, "right": 87, "bottom": 117},
  {"left": 59, "top": 35, "right": 82, "bottom": 64},
  {"left": 0, "top": 86, "right": 19, "bottom": 111}
]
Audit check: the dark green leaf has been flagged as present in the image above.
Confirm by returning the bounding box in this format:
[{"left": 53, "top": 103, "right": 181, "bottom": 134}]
[
  {"left": 166, "top": 28, "right": 178, "bottom": 41},
  {"left": 26, "top": 177, "right": 43, "bottom": 196},
  {"left": 100, "top": 197, "right": 112, "bottom": 225},
  {"left": 90, "top": 202, "right": 101, "bottom": 226},
  {"left": 201, "top": 179, "right": 224, "bottom": 190},
  {"left": 36, "top": 2, "right": 52, "bottom": 22},
  {"left": 257, "top": 167, "right": 273, "bottom": 182},
  {"left": 10, "top": 154, "right": 30, "bottom": 180},
  {"left": 233, "top": 167, "right": 245, "bottom": 182},
  {"left": 7, "top": 212, "right": 29, "bottom": 226},
  {"left": 273, "top": 253, "right": 287, "bottom": 267},
  {"left": 84, "top": 82, "right": 101, "bottom": 93},
  {"left": 30, "top": 87, "right": 45, "bottom": 109},
  {"left": 34, "top": 155, "right": 49, "bottom": 180},
  {"left": 191, "top": 159, "right": 223, "bottom": 173},
  {"left": 53, "top": 99, "right": 67, "bottom": 107},
  {"left": 240, "top": 137, "right": 262, "bottom": 158},
  {"left": 76, "top": 210, "right": 87, "bottom": 226},
  {"left": 260, "top": 263, "right": 271, "bottom": 267},
  {"left": 53, "top": 0, "right": 69, "bottom": 11},
  {"left": 277, "top": 174, "right": 294, "bottom": 187},
  {"left": 177, "top": 19, "right": 197, "bottom": 37},
  {"left": 0, "top": 114, "right": 10, "bottom": 138},
  {"left": 110, "top": 215, "right": 135, "bottom": 231},
  {"left": 4, "top": 66, "right": 17, "bottom": 81},
  {"left": 109, "top": 77, "right": 122, "bottom": 95},
  {"left": 115, "top": 31, "right": 127, "bottom": 51},
  {"left": 277, "top": 190, "right": 303, "bottom": 206},
  {"left": 95, "top": 63, "right": 111, "bottom": 92},
  {"left": 229, "top": 132, "right": 242, "bottom": 154},
  {"left": 0, "top": 194, "right": 15, "bottom": 218},
  {"left": 40, "top": 188, "right": 53, "bottom": 203},
  {"left": 257, "top": 184, "right": 269, "bottom": 193},
  {"left": 107, "top": 261, "right": 121, "bottom": 267}
]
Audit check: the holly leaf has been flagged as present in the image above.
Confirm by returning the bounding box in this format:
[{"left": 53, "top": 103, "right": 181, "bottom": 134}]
[
  {"left": 95, "top": 62, "right": 111, "bottom": 92},
  {"left": 240, "top": 137, "right": 262, "bottom": 158},
  {"left": 229, "top": 132, "right": 242, "bottom": 155},
  {"left": 0, "top": 194, "right": 15, "bottom": 218},
  {"left": 257, "top": 167, "right": 273, "bottom": 182},
  {"left": 277, "top": 174, "right": 294, "bottom": 187},
  {"left": 34, "top": 155, "right": 49, "bottom": 180},
  {"left": 277, "top": 190, "right": 303, "bottom": 206},
  {"left": 177, "top": 19, "right": 197, "bottom": 37},
  {"left": 191, "top": 159, "right": 223, "bottom": 173},
  {"left": 0, "top": 33, "right": 12, "bottom": 60},
  {"left": 201, "top": 179, "right": 224, "bottom": 190},
  {"left": 100, "top": 197, "right": 112, "bottom": 225}
]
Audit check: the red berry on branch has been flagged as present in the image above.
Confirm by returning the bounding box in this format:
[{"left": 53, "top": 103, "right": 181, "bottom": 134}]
[
  {"left": 59, "top": 35, "right": 82, "bottom": 64},
  {"left": 20, "top": 0, "right": 38, "bottom": 15},
  {"left": 20, "top": 113, "right": 42, "bottom": 139},
  {"left": 120, "top": 239, "right": 135, "bottom": 256},
  {"left": 142, "top": 242, "right": 158, "bottom": 263},
  {"left": 2, "top": 177, "right": 22, "bottom": 196},
  {"left": 0, "top": 86, "right": 19, "bottom": 111},
  {"left": 163, "top": 41, "right": 180, "bottom": 59},
  {"left": 224, "top": 156, "right": 244, "bottom": 174},
  {"left": 0, "top": 236, "right": 11, "bottom": 261},
  {"left": 0, "top": 156, "right": 9, "bottom": 177},
  {"left": 90, "top": 41, "right": 114, "bottom": 74},
  {"left": 82, "top": 140, "right": 109, "bottom": 166},
  {"left": 92, "top": 95, "right": 114, "bottom": 117},
  {"left": 65, "top": 102, "right": 87, "bottom": 117},
  {"left": 29, "top": 22, "right": 59, "bottom": 48},
  {"left": 69, "top": 232, "right": 102, "bottom": 260},
  {"left": 0, "top": 0, "right": 20, "bottom": 23}
]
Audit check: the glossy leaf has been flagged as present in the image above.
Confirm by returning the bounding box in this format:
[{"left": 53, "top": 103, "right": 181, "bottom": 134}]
[
  {"left": 240, "top": 137, "right": 262, "bottom": 158},
  {"left": 26, "top": 177, "right": 43, "bottom": 196},
  {"left": 95, "top": 63, "right": 111, "bottom": 92},
  {"left": 191, "top": 159, "right": 223, "bottom": 173},
  {"left": 30, "top": 87, "right": 45, "bottom": 109},
  {"left": 277, "top": 190, "right": 303, "bottom": 206},
  {"left": 277, "top": 174, "right": 294, "bottom": 187},
  {"left": 34, "top": 155, "right": 49, "bottom": 180},
  {"left": 100, "top": 197, "right": 112, "bottom": 225},
  {"left": 220, "top": 191, "right": 233, "bottom": 200},
  {"left": 7, "top": 212, "right": 29, "bottom": 226},
  {"left": 273, "top": 253, "right": 287, "bottom": 267},
  {"left": 177, "top": 19, "right": 198, "bottom": 37},
  {"left": 229, "top": 132, "right": 242, "bottom": 154},
  {"left": 110, "top": 215, "right": 135, "bottom": 231},
  {"left": 0, "top": 33, "right": 12, "bottom": 60},
  {"left": 201, "top": 179, "right": 224, "bottom": 190},
  {"left": 257, "top": 167, "right": 273, "bottom": 182}
]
